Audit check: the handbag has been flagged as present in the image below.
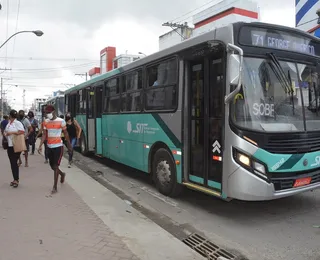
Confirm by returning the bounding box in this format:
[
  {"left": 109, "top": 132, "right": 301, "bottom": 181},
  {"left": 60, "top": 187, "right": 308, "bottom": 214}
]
[
  {"left": 2, "top": 136, "right": 8, "bottom": 150},
  {"left": 12, "top": 134, "right": 27, "bottom": 153}
]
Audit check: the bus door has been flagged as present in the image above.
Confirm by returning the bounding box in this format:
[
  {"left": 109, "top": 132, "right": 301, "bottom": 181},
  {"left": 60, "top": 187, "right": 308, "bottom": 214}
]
[
  {"left": 86, "top": 86, "right": 95, "bottom": 151},
  {"left": 94, "top": 85, "right": 104, "bottom": 155},
  {"left": 188, "top": 46, "right": 225, "bottom": 195}
]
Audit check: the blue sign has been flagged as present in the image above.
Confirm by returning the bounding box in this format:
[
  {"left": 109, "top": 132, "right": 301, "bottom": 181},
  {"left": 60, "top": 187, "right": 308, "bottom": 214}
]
[{"left": 314, "top": 28, "right": 320, "bottom": 38}]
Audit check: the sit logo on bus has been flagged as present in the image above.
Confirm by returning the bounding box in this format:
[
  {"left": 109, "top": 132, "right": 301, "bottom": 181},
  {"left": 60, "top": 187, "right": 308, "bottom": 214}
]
[{"left": 127, "top": 121, "right": 148, "bottom": 134}]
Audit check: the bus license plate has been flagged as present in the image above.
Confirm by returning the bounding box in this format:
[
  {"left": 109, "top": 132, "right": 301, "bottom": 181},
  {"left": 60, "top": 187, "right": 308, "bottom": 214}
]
[{"left": 293, "top": 177, "right": 311, "bottom": 188}]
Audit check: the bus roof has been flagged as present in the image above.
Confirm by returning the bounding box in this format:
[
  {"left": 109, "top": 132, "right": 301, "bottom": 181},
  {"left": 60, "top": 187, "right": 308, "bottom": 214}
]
[
  {"left": 46, "top": 95, "right": 64, "bottom": 102},
  {"left": 65, "top": 21, "right": 320, "bottom": 95}
]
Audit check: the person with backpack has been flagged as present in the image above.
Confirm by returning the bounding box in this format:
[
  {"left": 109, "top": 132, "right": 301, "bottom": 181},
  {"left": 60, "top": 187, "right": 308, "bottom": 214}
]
[
  {"left": 27, "top": 111, "right": 38, "bottom": 155},
  {"left": 17, "top": 110, "right": 33, "bottom": 167},
  {"left": 65, "top": 113, "right": 81, "bottom": 168}
]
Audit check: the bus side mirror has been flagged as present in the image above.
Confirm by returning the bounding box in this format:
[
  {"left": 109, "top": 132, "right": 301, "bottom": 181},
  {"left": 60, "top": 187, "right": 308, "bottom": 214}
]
[{"left": 225, "top": 44, "right": 243, "bottom": 104}]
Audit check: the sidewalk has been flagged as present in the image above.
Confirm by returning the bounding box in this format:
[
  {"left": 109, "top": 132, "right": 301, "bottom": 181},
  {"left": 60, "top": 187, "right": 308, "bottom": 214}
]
[
  {"left": 0, "top": 147, "right": 203, "bottom": 260},
  {"left": 0, "top": 148, "right": 139, "bottom": 260}
]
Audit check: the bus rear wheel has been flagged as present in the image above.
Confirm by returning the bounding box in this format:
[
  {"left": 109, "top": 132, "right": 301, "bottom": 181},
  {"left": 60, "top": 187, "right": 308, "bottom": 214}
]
[{"left": 152, "top": 148, "right": 182, "bottom": 197}]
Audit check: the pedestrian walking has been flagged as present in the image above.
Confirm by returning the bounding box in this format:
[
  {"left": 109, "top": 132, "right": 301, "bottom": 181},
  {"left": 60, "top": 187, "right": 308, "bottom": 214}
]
[
  {"left": 27, "top": 111, "right": 38, "bottom": 155},
  {"left": 38, "top": 105, "right": 72, "bottom": 194},
  {"left": 3, "top": 110, "right": 25, "bottom": 188},
  {"left": 65, "top": 113, "right": 81, "bottom": 168},
  {"left": 1, "top": 115, "right": 9, "bottom": 135},
  {"left": 59, "top": 115, "right": 66, "bottom": 145},
  {"left": 17, "top": 110, "right": 33, "bottom": 167},
  {"left": 36, "top": 117, "right": 49, "bottom": 163}
]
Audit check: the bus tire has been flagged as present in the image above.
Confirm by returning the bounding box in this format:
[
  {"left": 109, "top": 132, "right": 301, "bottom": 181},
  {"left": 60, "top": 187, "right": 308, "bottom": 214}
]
[
  {"left": 152, "top": 148, "right": 182, "bottom": 197},
  {"left": 80, "top": 132, "right": 89, "bottom": 156}
]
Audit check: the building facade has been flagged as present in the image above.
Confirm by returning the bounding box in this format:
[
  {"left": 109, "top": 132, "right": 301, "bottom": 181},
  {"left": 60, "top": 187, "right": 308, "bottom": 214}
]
[
  {"left": 296, "top": 0, "right": 320, "bottom": 37},
  {"left": 159, "top": 0, "right": 259, "bottom": 50}
]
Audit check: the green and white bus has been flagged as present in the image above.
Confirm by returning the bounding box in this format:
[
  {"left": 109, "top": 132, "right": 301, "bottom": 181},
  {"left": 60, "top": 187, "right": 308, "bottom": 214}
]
[{"left": 65, "top": 22, "right": 320, "bottom": 201}]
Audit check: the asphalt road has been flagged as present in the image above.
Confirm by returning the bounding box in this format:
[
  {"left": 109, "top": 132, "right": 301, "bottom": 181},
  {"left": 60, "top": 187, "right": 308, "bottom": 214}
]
[{"left": 69, "top": 150, "right": 320, "bottom": 260}]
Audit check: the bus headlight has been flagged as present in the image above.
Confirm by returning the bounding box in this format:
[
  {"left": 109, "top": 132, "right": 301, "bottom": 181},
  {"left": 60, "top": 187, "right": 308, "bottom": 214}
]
[
  {"left": 233, "top": 148, "right": 267, "bottom": 177},
  {"left": 238, "top": 153, "right": 250, "bottom": 167}
]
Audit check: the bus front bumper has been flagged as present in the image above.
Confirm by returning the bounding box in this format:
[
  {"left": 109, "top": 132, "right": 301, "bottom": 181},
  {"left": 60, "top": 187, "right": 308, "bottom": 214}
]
[{"left": 227, "top": 168, "right": 320, "bottom": 201}]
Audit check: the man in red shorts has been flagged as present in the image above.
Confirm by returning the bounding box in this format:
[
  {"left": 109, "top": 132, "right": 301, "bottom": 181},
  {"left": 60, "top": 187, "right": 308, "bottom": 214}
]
[{"left": 38, "top": 105, "right": 72, "bottom": 194}]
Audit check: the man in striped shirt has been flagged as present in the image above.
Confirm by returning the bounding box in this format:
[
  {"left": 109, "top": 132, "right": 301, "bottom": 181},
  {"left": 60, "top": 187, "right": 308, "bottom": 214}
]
[{"left": 38, "top": 105, "right": 72, "bottom": 194}]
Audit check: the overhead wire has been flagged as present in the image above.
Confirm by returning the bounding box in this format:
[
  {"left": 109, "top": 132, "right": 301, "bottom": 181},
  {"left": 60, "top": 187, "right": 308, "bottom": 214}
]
[
  {"left": 10, "top": 0, "right": 21, "bottom": 78},
  {"left": 8, "top": 62, "right": 97, "bottom": 72},
  {"left": 175, "top": 0, "right": 238, "bottom": 24},
  {"left": 4, "top": 0, "right": 10, "bottom": 66},
  {"left": 296, "top": 17, "right": 318, "bottom": 27},
  {"left": 165, "top": 0, "right": 238, "bottom": 28},
  {"left": 168, "top": 0, "right": 218, "bottom": 23},
  {"left": 0, "top": 56, "right": 99, "bottom": 62}
]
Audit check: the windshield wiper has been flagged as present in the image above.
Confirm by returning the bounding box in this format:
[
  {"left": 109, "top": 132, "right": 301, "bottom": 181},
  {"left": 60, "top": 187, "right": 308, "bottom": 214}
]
[
  {"left": 267, "top": 53, "right": 293, "bottom": 95},
  {"left": 287, "top": 69, "right": 295, "bottom": 114},
  {"left": 267, "top": 53, "right": 295, "bottom": 116},
  {"left": 294, "top": 63, "right": 307, "bottom": 131}
]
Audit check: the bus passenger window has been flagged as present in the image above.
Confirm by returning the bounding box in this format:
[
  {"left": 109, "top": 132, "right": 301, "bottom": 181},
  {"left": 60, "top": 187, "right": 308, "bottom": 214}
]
[
  {"left": 145, "top": 58, "right": 178, "bottom": 111},
  {"left": 122, "top": 92, "right": 141, "bottom": 112},
  {"left": 106, "top": 96, "right": 119, "bottom": 113},
  {"left": 145, "top": 86, "right": 177, "bottom": 111},
  {"left": 124, "top": 70, "right": 142, "bottom": 92},
  {"left": 104, "top": 77, "right": 120, "bottom": 113}
]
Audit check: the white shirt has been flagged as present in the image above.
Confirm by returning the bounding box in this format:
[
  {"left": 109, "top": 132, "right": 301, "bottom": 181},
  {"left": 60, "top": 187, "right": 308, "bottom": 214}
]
[{"left": 4, "top": 119, "right": 25, "bottom": 147}]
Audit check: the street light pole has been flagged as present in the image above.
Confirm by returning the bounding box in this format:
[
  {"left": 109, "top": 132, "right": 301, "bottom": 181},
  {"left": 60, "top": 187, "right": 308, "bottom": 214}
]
[
  {"left": 0, "top": 30, "right": 44, "bottom": 50},
  {"left": 1, "top": 77, "right": 3, "bottom": 118},
  {"left": 0, "top": 78, "right": 14, "bottom": 117}
]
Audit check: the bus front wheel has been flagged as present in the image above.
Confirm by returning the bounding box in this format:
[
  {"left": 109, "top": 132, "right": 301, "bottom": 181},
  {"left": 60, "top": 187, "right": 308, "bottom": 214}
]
[{"left": 152, "top": 148, "right": 182, "bottom": 197}]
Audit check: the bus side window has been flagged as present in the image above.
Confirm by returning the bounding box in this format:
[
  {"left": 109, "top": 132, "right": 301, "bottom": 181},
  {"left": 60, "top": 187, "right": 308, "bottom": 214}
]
[
  {"left": 145, "top": 58, "right": 178, "bottom": 111},
  {"left": 122, "top": 70, "right": 142, "bottom": 112},
  {"left": 76, "top": 90, "right": 83, "bottom": 114},
  {"left": 104, "top": 77, "right": 120, "bottom": 113}
]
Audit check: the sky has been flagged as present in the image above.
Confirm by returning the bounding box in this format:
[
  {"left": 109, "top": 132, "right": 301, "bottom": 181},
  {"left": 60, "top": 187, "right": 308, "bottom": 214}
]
[{"left": 0, "top": 0, "right": 296, "bottom": 111}]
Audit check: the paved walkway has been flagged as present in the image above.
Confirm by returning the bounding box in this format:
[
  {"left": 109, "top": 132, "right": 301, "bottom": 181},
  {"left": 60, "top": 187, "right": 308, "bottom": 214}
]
[{"left": 0, "top": 147, "right": 139, "bottom": 260}]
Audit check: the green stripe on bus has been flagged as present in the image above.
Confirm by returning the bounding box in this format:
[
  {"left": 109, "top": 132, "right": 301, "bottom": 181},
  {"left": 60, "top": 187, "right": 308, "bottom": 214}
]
[{"left": 277, "top": 154, "right": 305, "bottom": 170}]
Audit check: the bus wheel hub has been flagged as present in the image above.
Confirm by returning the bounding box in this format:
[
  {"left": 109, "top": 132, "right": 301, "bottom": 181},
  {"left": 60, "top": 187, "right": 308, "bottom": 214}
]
[{"left": 157, "top": 161, "right": 171, "bottom": 185}]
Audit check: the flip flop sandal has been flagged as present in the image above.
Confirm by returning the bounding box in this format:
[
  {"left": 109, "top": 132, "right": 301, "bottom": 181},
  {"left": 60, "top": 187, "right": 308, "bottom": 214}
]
[{"left": 60, "top": 172, "right": 66, "bottom": 183}]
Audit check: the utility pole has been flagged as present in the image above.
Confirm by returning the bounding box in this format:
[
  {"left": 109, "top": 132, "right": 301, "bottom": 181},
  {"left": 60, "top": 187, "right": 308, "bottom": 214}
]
[
  {"left": 162, "top": 22, "right": 190, "bottom": 40},
  {"left": 22, "top": 89, "right": 26, "bottom": 111},
  {"left": 0, "top": 72, "right": 12, "bottom": 117},
  {"left": 75, "top": 72, "right": 88, "bottom": 81},
  {"left": 1, "top": 77, "right": 3, "bottom": 118}
]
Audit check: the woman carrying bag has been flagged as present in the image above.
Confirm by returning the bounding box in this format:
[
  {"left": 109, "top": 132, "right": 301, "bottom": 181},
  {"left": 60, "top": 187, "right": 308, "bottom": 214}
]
[{"left": 3, "top": 110, "right": 26, "bottom": 188}]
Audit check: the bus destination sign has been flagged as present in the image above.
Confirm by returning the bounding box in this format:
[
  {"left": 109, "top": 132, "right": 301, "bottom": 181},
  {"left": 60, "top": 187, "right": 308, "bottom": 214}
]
[{"left": 238, "top": 26, "right": 320, "bottom": 57}]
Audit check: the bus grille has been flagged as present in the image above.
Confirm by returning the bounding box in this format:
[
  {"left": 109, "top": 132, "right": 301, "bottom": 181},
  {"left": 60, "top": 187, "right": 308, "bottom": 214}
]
[
  {"left": 271, "top": 170, "right": 320, "bottom": 191},
  {"left": 264, "top": 132, "right": 320, "bottom": 154}
]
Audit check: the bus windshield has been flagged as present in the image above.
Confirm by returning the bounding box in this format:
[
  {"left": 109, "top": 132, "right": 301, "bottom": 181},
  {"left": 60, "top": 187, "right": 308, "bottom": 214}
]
[{"left": 231, "top": 57, "right": 320, "bottom": 132}]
